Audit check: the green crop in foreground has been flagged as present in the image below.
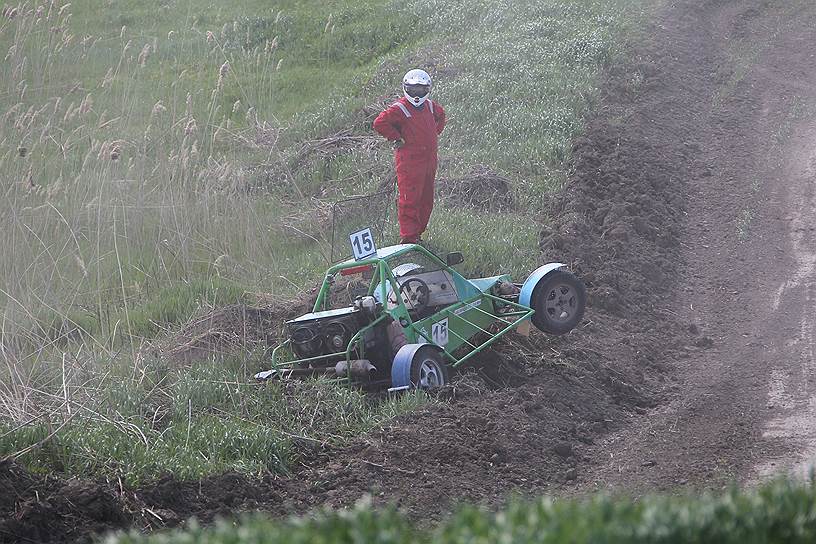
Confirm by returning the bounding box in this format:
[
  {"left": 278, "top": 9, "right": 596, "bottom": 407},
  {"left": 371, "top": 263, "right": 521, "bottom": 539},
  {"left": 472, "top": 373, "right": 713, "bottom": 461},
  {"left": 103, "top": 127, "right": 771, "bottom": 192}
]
[{"left": 108, "top": 479, "right": 816, "bottom": 543}]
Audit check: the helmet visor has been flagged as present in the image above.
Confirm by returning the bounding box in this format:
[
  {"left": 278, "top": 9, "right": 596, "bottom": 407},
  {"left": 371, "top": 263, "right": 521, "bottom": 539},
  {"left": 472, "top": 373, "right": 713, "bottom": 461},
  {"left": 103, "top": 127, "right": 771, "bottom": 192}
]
[{"left": 404, "top": 84, "right": 430, "bottom": 99}]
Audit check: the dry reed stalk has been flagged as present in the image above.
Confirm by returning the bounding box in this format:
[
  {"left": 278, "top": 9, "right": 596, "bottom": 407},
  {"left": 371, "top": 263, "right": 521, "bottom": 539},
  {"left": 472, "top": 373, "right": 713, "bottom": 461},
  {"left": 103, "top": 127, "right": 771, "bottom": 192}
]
[{"left": 0, "top": 406, "right": 77, "bottom": 463}]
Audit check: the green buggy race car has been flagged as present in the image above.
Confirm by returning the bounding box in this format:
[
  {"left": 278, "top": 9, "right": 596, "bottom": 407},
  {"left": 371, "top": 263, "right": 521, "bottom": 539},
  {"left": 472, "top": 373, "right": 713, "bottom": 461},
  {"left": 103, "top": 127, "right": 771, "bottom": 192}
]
[{"left": 255, "top": 238, "right": 586, "bottom": 391}]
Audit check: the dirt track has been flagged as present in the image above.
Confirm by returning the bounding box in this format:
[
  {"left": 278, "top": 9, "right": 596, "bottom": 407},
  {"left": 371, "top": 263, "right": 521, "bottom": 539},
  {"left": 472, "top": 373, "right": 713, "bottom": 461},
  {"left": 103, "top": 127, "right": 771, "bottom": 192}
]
[
  {"left": 4, "top": 0, "right": 816, "bottom": 541},
  {"left": 578, "top": 0, "right": 816, "bottom": 493}
]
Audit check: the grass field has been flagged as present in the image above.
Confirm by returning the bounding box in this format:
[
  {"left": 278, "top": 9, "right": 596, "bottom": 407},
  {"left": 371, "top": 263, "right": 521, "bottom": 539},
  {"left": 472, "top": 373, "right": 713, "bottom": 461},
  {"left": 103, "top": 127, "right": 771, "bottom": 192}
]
[{"left": 0, "top": 0, "right": 654, "bottom": 482}]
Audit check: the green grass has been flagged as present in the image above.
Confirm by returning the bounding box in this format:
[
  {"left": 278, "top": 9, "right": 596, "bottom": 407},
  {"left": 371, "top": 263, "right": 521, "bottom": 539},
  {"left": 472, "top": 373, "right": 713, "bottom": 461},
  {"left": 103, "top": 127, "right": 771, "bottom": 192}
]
[
  {"left": 0, "top": 356, "right": 428, "bottom": 484},
  {"left": 0, "top": 0, "right": 657, "bottom": 483},
  {"left": 428, "top": 209, "right": 540, "bottom": 276},
  {"left": 108, "top": 479, "right": 816, "bottom": 543},
  {"left": 32, "top": 277, "right": 248, "bottom": 344},
  {"left": 0, "top": 0, "right": 425, "bottom": 349},
  {"left": 65, "top": 0, "right": 423, "bottom": 121}
]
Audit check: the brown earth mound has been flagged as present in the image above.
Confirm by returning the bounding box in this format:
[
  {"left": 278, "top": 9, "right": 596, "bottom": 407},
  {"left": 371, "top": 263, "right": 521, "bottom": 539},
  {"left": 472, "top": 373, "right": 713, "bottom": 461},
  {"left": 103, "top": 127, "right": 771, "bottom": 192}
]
[
  {"left": 575, "top": 0, "right": 816, "bottom": 492},
  {"left": 436, "top": 165, "right": 515, "bottom": 211},
  {"left": 153, "top": 294, "right": 316, "bottom": 364},
  {"left": 155, "top": 304, "right": 279, "bottom": 364},
  {"left": 0, "top": 461, "right": 128, "bottom": 543}
]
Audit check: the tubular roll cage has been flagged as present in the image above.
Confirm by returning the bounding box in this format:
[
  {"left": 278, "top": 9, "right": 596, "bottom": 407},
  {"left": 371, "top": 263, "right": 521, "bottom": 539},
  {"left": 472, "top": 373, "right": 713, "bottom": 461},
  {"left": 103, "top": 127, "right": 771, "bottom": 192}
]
[{"left": 268, "top": 245, "right": 534, "bottom": 372}]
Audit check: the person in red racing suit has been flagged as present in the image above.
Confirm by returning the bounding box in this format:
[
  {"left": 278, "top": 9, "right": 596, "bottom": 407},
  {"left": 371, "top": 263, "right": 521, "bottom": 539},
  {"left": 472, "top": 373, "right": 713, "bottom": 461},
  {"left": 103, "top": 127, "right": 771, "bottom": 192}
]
[{"left": 373, "top": 69, "right": 446, "bottom": 244}]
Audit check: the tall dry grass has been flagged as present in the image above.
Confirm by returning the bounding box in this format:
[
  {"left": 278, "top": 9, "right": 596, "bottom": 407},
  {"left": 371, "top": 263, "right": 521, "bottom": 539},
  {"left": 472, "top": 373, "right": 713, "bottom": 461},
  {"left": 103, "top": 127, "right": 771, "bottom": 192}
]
[
  {"left": 0, "top": 1, "right": 315, "bottom": 427},
  {"left": 2, "top": 2, "right": 308, "bottom": 349}
]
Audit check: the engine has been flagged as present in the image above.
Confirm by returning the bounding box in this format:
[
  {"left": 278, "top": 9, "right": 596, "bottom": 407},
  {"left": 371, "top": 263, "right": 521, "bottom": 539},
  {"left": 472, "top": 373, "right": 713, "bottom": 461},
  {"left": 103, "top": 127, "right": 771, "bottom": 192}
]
[{"left": 287, "top": 296, "right": 382, "bottom": 364}]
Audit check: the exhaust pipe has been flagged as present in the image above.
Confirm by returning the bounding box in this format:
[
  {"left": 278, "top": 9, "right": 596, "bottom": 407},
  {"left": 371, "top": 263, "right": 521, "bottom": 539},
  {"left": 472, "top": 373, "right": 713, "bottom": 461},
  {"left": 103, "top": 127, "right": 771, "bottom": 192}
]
[
  {"left": 255, "top": 360, "right": 377, "bottom": 382},
  {"left": 335, "top": 359, "right": 377, "bottom": 379}
]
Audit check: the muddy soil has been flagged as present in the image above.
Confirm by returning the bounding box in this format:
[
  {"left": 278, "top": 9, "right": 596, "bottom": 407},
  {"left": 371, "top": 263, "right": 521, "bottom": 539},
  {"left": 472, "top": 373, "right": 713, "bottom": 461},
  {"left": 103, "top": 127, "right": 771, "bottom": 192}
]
[
  {"left": 576, "top": 0, "right": 816, "bottom": 493},
  {"left": 4, "top": 0, "right": 816, "bottom": 541}
]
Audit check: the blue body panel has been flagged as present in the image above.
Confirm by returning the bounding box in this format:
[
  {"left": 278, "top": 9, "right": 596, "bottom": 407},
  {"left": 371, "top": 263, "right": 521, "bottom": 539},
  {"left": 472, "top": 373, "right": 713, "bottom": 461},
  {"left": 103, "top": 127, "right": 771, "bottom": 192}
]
[
  {"left": 519, "top": 263, "right": 565, "bottom": 308},
  {"left": 467, "top": 275, "right": 506, "bottom": 294}
]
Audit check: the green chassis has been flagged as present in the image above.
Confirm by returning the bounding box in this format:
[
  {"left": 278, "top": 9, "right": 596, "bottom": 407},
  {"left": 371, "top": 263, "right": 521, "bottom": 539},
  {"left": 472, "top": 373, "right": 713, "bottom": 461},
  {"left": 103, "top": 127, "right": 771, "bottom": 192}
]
[{"left": 267, "top": 244, "right": 534, "bottom": 373}]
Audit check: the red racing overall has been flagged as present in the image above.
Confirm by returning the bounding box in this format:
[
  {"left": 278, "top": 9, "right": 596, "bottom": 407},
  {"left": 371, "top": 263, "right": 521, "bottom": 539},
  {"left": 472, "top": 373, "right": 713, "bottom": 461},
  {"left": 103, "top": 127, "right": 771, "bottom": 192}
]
[{"left": 373, "top": 97, "right": 446, "bottom": 243}]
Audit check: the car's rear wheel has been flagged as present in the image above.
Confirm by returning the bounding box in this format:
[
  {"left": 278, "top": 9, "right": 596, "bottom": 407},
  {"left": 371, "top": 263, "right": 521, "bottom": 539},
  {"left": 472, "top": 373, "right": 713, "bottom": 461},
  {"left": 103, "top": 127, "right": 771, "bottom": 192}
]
[{"left": 530, "top": 270, "right": 586, "bottom": 335}]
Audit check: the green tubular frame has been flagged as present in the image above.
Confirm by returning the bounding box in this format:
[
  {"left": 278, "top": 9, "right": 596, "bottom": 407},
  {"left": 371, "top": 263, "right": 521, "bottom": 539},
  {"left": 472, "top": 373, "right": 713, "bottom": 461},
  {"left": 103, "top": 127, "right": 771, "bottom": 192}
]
[
  {"left": 270, "top": 244, "right": 535, "bottom": 372},
  {"left": 270, "top": 255, "right": 400, "bottom": 371},
  {"left": 412, "top": 293, "right": 533, "bottom": 368},
  {"left": 312, "top": 244, "right": 439, "bottom": 312}
]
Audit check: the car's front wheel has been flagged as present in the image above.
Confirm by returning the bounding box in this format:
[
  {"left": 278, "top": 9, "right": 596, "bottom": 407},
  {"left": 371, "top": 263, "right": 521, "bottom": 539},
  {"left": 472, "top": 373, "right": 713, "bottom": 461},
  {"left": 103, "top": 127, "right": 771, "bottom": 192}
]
[{"left": 391, "top": 344, "right": 449, "bottom": 390}]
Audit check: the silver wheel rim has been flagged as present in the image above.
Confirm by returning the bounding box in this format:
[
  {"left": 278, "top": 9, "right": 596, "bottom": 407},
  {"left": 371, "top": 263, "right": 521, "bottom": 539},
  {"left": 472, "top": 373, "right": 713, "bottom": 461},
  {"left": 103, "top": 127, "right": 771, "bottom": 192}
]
[
  {"left": 544, "top": 283, "right": 578, "bottom": 323},
  {"left": 418, "top": 357, "right": 444, "bottom": 389}
]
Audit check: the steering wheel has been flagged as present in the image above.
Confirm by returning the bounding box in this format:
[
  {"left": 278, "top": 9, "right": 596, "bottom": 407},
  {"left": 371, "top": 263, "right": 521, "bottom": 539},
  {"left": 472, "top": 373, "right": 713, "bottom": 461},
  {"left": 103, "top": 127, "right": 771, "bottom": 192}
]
[{"left": 391, "top": 277, "right": 430, "bottom": 312}]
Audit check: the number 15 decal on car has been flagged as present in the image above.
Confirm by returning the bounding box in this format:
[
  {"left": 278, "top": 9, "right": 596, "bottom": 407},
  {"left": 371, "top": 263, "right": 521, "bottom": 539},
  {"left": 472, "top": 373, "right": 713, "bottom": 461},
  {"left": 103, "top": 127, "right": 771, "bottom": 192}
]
[
  {"left": 432, "top": 318, "right": 449, "bottom": 346},
  {"left": 350, "top": 228, "right": 377, "bottom": 260}
]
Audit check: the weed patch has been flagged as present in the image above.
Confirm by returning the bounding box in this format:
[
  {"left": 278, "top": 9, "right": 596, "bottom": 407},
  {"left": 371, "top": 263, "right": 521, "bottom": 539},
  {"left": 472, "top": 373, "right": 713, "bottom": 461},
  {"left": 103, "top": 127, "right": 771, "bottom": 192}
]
[{"left": 0, "top": 357, "right": 429, "bottom": 484}]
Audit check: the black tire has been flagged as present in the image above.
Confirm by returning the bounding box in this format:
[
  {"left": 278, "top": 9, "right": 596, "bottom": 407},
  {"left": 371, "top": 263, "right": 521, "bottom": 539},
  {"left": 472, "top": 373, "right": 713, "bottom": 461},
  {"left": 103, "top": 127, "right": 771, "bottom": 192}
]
[
  {"left": 530, "top": 270, "right": 586, "bottom": 335},
  {"left": 409, "top": 347, "right": 449, "bottom": 389}
]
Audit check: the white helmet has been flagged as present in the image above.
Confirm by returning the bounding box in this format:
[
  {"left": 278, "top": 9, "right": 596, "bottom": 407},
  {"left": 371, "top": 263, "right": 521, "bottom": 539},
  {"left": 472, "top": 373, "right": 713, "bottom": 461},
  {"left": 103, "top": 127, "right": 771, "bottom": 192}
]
[{"left": 403, "top": 69, "right": 432, "bottom": 107}]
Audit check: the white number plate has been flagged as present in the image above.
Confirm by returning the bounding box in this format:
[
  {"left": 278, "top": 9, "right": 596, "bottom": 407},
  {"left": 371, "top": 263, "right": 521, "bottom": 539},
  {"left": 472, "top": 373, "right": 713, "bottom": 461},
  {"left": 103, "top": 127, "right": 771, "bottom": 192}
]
[
  {"left": 349, "top": 228, "right": 377, "bottom": 260},
  {"left": 432, "top": 318, "right": 449, "bottom": 346}
]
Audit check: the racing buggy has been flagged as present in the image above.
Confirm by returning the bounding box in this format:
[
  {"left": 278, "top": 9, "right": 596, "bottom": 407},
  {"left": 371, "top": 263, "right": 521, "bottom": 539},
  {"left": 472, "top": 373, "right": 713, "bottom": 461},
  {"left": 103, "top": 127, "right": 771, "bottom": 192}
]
[{"left": 255, "top": 236, "right": 585, "bottom": 391}]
